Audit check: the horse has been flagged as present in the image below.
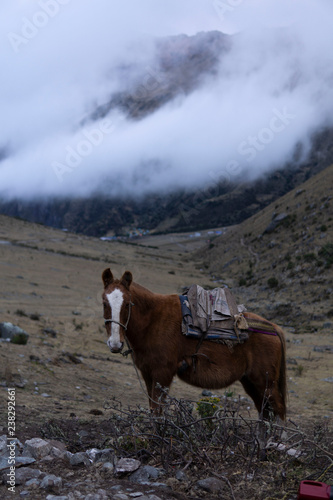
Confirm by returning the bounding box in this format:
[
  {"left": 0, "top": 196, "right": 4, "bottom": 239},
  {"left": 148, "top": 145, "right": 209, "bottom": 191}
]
[{"left": 101, "top": 269, "right": 287, "bottom": 421}]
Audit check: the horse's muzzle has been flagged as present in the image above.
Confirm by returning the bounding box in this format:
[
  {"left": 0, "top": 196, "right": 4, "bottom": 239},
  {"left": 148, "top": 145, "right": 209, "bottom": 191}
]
[{"left": 108, "top": 342, "right": 124, "bottom": 354}]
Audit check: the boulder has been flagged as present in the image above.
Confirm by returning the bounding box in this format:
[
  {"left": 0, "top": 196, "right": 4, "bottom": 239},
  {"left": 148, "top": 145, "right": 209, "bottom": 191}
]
[
  {"left": 0, "top": 322, "right": 29, "bottom": 344},
  {"left": 23, "top": 438, "right": 52, "bottom": 459}
]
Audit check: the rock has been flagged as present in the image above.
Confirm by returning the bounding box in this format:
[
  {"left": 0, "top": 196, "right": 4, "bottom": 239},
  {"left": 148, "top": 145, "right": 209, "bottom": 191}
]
[
  {"left": 313, "top": 345, "right": 333, "bottom": 353},
  {"left": 40, "top": 474, "right": 63, "bottom": 491},
  {"left": 24, "top": 438, "right": 52, "bottom": 459},
  {"left": 8, "top": 466, "right": 42, "bottom": 485},
  {"left": 115, "top": 458, "right": 141, "bottom": 475},
  {"left": 0, "top": 435, "right": 9, "bottom": 456},
  {"left": 86, "top": 447, "right": 114, "bottom": 464},
  {"left": 25, "top": 477, "right": 41, "bottom": 487},
  {"left": 50, "top": 446, "right": 67, "bottom": 460},
  {"left": 263, "top": 213, "right": 288, "bottom": 234},
  {"left": 0, "top": 455, "right": 36, "bottom": 471},
  {"left": 43, "top": 328, "right": 58, "bottom": 338},
  {"left": 129, "top": 465, "right": 161, "bottom": 484},
  {"left": 46, "top": 496, "right": 68, "bottom": 500},
  {"left": 69, "top": 451, "right": 90, "bottom": 466},
  {"left": 102, "top": 461, "right": 114, "bottom": 472},
  {"left": 175, "top": 470, "right": 188, "bottom": 481},
  {"left": 196, "top": 477, "right": 226, "bottom": 493},
  {"left": 0, "top": 322, "right": 29, "bottom": 344},
  {"left": 84, "top": 493, "right": 107, "bottom": 500}
]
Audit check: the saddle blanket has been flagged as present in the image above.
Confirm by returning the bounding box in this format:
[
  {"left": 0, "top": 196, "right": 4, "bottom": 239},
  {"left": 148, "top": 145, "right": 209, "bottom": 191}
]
[{"left": 179, "top": 284, "right": 249, "bottom": 344}]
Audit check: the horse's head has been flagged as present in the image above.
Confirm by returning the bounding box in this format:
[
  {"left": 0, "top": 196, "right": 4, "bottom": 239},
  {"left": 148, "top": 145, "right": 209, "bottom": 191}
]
[{"left": 101, "top": 269, "right": 133, "bottom": 353}]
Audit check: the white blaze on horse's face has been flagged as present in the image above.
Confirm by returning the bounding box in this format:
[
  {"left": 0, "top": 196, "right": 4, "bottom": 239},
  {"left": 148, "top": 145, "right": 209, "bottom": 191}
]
[{"left": 106, "top": 289, "right": 124, "bottom": 352}]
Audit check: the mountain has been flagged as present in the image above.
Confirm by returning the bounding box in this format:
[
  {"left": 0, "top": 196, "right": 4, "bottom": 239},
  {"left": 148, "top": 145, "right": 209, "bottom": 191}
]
[
  {"left": 194, "top": 163, "right": 333, "bottom": 331},
  {"left": 1, "top": 31, "right": 333, "bottom": 237},
  {"left": 1, "top": 126, "right": 332, "bottom": 237},
  {"left": 87, "top": 31, "right": 231, "bottom": 122}
]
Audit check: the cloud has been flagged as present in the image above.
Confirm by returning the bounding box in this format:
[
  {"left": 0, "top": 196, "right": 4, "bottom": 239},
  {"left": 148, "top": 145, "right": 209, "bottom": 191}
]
[{"left": 0, "top": 0, "right": 333, "bottom": 199}]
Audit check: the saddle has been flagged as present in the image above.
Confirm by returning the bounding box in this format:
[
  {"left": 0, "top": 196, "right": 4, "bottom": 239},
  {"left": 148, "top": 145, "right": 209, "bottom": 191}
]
[{"left": 180, "top": 284, "right": 249, "bottom": 345}]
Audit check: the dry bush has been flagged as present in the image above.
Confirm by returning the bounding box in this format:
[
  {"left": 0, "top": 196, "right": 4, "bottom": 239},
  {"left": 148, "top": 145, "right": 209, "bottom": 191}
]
[{"left": 102, "top": 392, "right": 333, "bottom": 499}]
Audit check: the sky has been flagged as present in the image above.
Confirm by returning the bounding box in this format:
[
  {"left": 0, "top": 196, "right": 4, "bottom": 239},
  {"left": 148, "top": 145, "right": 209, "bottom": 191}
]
[{"left": 0, "top": 0, "right": 333, "bottom": 200}]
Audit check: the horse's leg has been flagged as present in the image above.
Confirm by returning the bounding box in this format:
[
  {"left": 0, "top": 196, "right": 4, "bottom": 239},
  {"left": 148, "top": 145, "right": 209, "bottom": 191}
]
[
  {"left": 141, "top": 370, "right": 172, "bottom": 414},
  {"left": 241, "top": 375, "right": 286, "bottom": 459},
  {"left": 240, "top": 375, "right": 272, "bottom": 419}
]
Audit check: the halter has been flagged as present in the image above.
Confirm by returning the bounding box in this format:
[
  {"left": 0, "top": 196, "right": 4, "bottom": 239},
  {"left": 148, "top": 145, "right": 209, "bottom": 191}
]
[{"left": 104, "top": 296, "right": 134, "bottom": 332}]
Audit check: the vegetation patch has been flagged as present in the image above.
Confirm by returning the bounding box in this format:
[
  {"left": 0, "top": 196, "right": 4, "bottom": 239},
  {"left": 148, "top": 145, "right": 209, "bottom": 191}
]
[{"left": 40, "top": 394, "right": 333, "bottom": 500}]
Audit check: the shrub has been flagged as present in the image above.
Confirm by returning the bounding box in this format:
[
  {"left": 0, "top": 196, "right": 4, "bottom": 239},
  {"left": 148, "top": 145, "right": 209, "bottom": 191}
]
[
  {"left": 319, "top": 243, "right": 333, "bottom": 268},
  {"left": 303, "top": 253, "right": 316, "bottom": 262},
  {"left": 267, "top": 277, "right": 279, "bottom": 288},
  {"left": 196, "top": 397, "right": 221, "bottom": 419}
]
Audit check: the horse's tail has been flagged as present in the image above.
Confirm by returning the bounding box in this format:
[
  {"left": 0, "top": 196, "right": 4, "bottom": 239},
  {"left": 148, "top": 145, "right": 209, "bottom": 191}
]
[{"left": 275, "top": 325, "right": 287, "bottom": 420}]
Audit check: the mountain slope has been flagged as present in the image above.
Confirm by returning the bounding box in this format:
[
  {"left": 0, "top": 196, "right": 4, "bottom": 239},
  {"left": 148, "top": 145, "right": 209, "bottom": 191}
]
[{"left": 195, "top": 163, "right": 333, "bottom": 331}]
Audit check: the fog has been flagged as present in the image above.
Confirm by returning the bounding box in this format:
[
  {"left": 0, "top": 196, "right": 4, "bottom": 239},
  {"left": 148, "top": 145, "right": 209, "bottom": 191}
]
[{"left": 1, "top": 0, "right": 333, "bottom": 199}]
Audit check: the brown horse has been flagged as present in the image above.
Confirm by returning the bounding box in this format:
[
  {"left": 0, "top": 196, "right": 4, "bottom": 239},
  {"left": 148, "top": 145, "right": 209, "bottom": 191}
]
[{"left": 101, "top": 269, "right": 287, "bottom": 420}]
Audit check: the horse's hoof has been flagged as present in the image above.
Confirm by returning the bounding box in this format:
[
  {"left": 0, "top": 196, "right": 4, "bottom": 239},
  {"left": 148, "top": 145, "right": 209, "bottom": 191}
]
[{"left": 177, "top": 360, "right": 189, "bottom": 375}]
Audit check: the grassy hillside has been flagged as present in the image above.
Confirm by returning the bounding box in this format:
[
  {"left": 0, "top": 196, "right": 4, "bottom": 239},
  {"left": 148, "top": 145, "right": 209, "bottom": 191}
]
[
  {"left": 0, "top": 196, "right": 332, "bottom": 499},
  {"left": 196, "top": 164, "right": 333, "bottom": 331}
]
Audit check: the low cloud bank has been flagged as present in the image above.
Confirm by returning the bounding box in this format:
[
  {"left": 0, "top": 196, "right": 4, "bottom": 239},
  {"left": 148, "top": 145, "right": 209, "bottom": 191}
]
[{"left": 0, "top": 0, "right": 332, "bottom": 199}]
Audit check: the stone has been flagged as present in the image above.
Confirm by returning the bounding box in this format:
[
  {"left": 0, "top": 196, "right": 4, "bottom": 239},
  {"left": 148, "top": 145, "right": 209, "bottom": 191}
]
[
  {"left": 9, "top": 466, "right": 42, "bottom": 485},
  {"left": 84, "top": 494, "right": 105, "bottom": 500},
  {"left": 40, "top": 474, "right": 63, "bottom": 491},
  {"left": 46, "top": 496, "right": 69, "bottom": 500},
  {"left": 24, "top": 438, "right": 52, "bottom": 459},
  {"left": 115, "top": 458, "right": 141, "bottom": 475},
  {"left": 86, "top": 447, "right": 114, "bottom": 464},
  {"left": 0, "top": 322, "right": 29, "bottom": 344},
  {"left": 175, "top": 470, "right": 188, "bottom": 481},
  {"left": 25, "top": 477, "right": 40, "bottom": 487},
  {"left": 69, "top": 452, "right": 90, "bottom": 466},
  {"left": 129, "top": 465, "right": 161, "bottom": 484},
  {"left": 0, "top": 455, "right": 36, "bottom": 471},
  {"left": 196, "top": 477, "right": 226, "bottom": 493},
  {"left": 0, "top": 435, "right": 7, "bottom": 455},
  {"left": 50, "top": 447, "right": 67, "bottom": 459},
  {"left": 102, "top": 462, "right": 114, "bottom": 471},
  {"left": 43, "top": 328, "right": 58, "bottom": 337}
]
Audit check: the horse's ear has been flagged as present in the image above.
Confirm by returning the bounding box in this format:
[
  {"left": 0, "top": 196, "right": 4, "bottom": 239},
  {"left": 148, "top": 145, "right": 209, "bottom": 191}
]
[
  {"left": 121, "top": 271, "right": 132, "bottom": 290},
  {"left": 102, "top": 268, "right": 114, "bottom": 288}
]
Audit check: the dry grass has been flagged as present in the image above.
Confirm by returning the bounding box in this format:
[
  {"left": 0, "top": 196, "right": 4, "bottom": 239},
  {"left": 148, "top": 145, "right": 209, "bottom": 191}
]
[{"left": 0, "top": 205, "right": 332, "bottom": 499}]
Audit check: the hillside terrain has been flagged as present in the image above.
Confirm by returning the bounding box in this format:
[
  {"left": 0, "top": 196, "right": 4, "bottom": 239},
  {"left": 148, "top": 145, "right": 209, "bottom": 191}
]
[
  {"left": 0, "top": 166, "right": 332, "bottom": 498},
  {"left": 195, "top": 163, "right": 333, "bottom": 331}
]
